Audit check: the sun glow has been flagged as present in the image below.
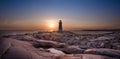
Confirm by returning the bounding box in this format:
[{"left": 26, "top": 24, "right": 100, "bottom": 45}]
[
  {"left": 49, "top": 23, "right": 55, "bottom": 28},
  {"left": 45, "top": 19, "right": 57, "bottom": 31}
]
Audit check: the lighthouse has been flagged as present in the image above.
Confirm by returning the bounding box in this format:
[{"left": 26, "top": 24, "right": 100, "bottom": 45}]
[{"left": 58, "top": 20, "right": 63, "bottom": 33}]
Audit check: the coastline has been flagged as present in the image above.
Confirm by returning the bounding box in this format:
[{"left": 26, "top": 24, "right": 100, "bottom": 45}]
[{"left": 0, "top": 31, "right": 120, "bottom": 59}]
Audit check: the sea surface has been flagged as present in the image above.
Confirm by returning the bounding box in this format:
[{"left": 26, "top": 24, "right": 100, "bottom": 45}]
[
  {"left": 0, "top": 30, "right": 118, "bottom": 36},
  {"left": 71, "top": 30, "right": 114, "bottom": 35},
  {"left": 0, "top": 30, "right": 38, "bottom": 36}
]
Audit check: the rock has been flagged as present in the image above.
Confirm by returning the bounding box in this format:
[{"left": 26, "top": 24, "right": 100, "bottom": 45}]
[
  {"left": 88, "top": 36, "right": 120, "bottom": 48},
  {"left": 95, "top": 37, "right": 115, "bottom": 41},
  {"left": 112, "top": 43, "right": 120, "bottom": 50},
  {"left": 0, "top": 38, "right": 58, "bottom": 59},
  {"left": 2, "top": 46, "right": 42, "bottom": 59},
  {"left": 84, "top": 48, "right": 120, "bottom": 58},
  {"left": 10, "top": 35, "right": 36, "bottom": 41},
  {"left": 79, "top": 45, "right": 88, "bottom": 49},
  {"left": 38, "top": 48, "right": 45, "bottom": 51},
  {"left": 0, "top": 38, "right": 11, "bottom": 57},
  {"left": 1, "top": 31, "right": 120, "bottom": 59},
  {"left": 47, "top": 48, "right": 65, "bottom": 55},
  {"left": 0, "top": 38, "right": 41, "bottom": 59},
  {"left": 60, "top": 46, "right": 84, "bottom": 54},
  {"left": 33, "top": 40, "right": 66, "bottom": 48},
  {"left": 59, "top": 54, "right": 118, "bottom": 59}
]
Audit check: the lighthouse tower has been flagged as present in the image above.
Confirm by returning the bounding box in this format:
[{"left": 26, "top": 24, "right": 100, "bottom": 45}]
[{"left": 58, "top": 20, "right": 63, "bottom": 33}]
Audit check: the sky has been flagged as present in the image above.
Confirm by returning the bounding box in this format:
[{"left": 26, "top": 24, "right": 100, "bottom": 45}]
[{"left": 0, "top": 0, "right": 120, "bottom": 30}]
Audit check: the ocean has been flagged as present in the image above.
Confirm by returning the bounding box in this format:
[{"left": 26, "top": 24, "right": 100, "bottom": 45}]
[
  {"left": 0, "top": 30, "right": 39, "bottom": 36},
  {"left": 0, "top": 30, "right": 117, "bottom": 36}
]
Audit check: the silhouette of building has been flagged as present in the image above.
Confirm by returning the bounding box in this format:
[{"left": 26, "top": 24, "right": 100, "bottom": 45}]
[{"left": 58, "top": 20, "right": 63, "bottom": 33}]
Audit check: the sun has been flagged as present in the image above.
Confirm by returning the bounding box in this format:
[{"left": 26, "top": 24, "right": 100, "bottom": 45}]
[{"left": 49, "top": 23, "right": 55, "bottom": 28}]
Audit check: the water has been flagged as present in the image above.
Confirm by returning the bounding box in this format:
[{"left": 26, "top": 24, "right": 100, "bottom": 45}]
[
  {"left": 0, "top": 30, "right": 38, "bottom": 36},
  {"left": 71, "top": 30, "right": 113, "bottom": 35},
  {"left": 0, "top": 30, "right": 118, "bottom": 36}
]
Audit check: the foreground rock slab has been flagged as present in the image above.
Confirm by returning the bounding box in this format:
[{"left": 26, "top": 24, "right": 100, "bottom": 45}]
[{"left": 0, "top": 38, "right": 58, "bottom": 59}]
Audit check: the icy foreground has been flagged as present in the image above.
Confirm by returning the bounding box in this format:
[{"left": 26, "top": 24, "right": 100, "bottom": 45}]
[{"left": 0, "top": 31, "right": 120, "bottom": 59}]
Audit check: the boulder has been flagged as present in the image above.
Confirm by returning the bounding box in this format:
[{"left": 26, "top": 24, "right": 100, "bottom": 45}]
[
  {"left": 59, "top": 54, "right": 118, "bottom": 59},
  {"left": 84, "top": 48, "right": 120, "bottom": 58},
  {"left": 33, "top": 40, "right": 66, "bottom": 48},
  {"left": 112, "top": 43, "right": 120, "bottom": 50},
  {"left": 60, "top": 46, "right": 84, "bottom": 54},
  {"left": 95, "top": 37, "right": 114, "bottom": 41}
]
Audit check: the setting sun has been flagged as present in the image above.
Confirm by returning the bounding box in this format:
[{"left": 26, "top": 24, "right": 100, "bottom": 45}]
[
  {"left": 46, "top": 19, "right": 57, "bottom": 30},
  {"left": 49, "top": 23, "right": 55, "bottom": 28}
]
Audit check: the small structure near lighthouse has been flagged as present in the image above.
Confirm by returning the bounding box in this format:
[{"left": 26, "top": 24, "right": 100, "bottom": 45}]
[{"left": 58, "top": 20, "right": 63, "bottom": 33}]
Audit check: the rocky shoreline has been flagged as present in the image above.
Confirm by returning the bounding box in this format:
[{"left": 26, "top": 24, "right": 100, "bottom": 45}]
[{"left": 0, "top": 31, "right": 120, "bottom": 59}]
